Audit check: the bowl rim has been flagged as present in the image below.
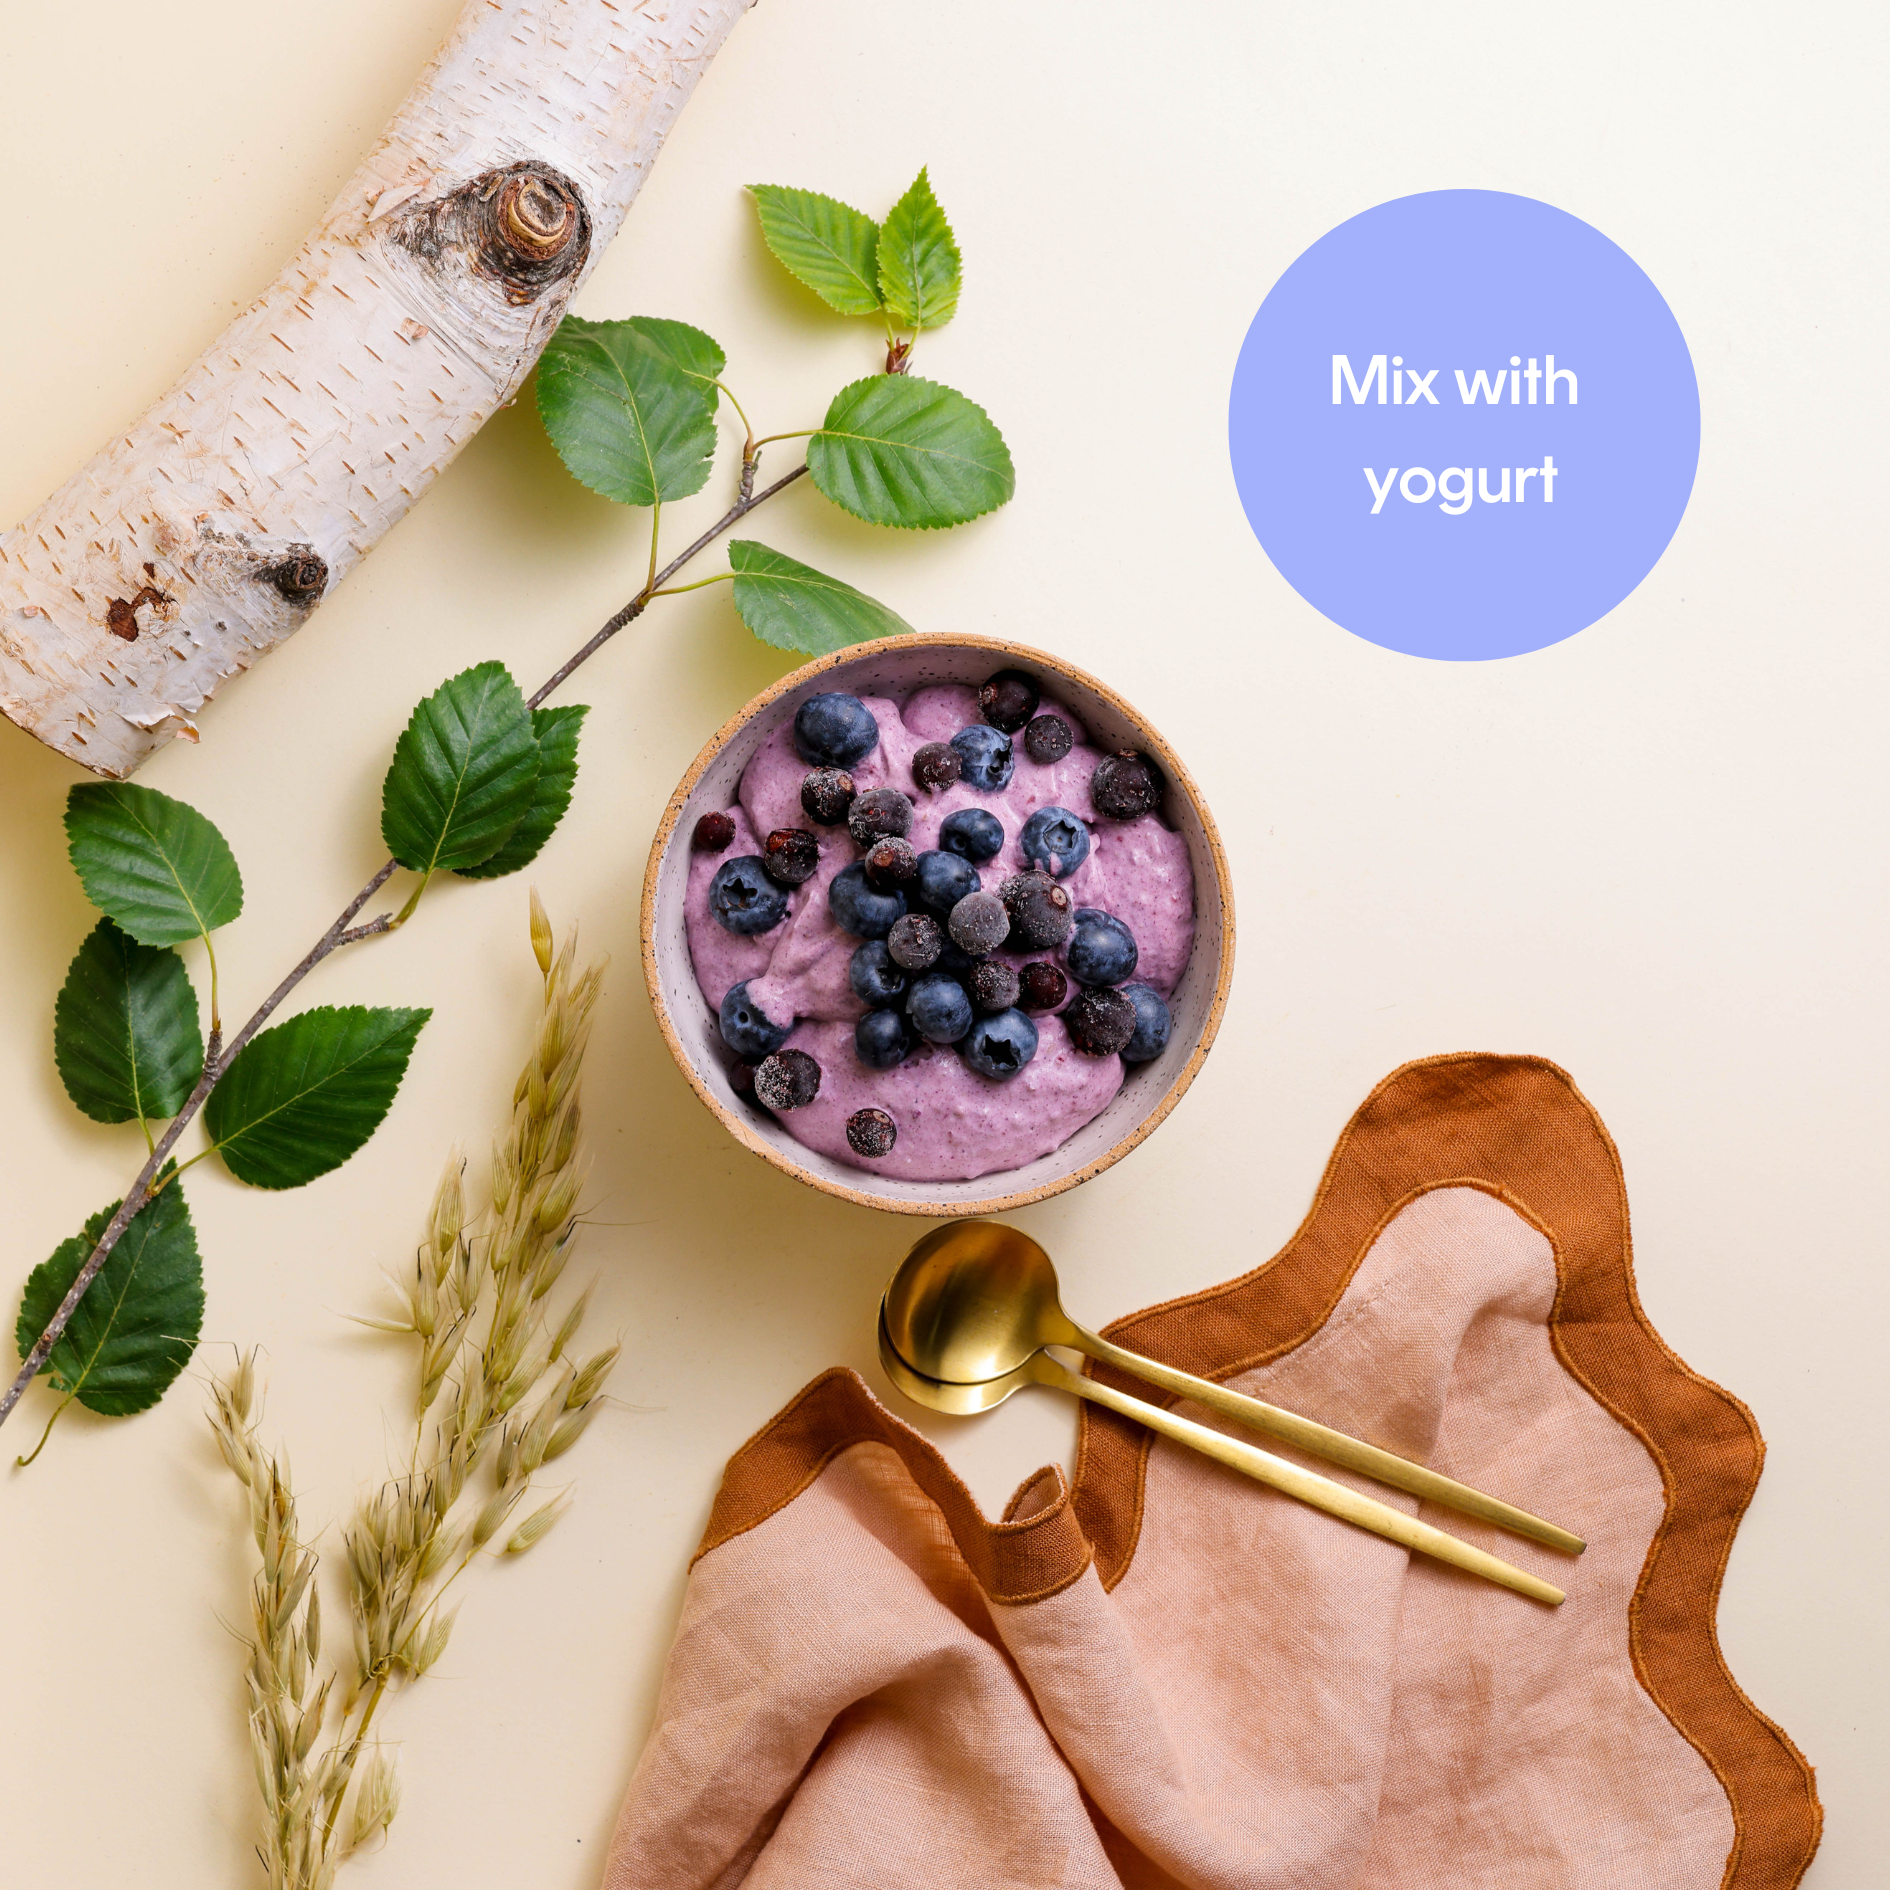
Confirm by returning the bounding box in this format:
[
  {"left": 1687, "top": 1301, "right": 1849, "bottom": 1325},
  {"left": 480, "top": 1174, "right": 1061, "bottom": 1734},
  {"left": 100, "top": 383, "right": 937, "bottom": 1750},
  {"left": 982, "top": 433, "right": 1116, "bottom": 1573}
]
[{"left": 639, "top": 633, "right": 1235, "bottom": 1217}]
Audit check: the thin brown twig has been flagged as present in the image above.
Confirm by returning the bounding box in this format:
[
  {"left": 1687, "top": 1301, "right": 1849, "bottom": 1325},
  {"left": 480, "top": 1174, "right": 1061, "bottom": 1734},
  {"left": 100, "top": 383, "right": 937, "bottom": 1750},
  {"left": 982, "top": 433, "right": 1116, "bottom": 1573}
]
[{"left": 2, "top": 454, "right": 810, "bottom": 1437}]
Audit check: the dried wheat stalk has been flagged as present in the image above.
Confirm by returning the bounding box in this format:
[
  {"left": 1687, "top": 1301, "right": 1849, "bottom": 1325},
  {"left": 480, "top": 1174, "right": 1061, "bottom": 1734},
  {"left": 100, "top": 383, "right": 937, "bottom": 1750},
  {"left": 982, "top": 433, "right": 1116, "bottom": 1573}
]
[{"left": 210, "top": 895, "right": 613, "bottom": 1886}]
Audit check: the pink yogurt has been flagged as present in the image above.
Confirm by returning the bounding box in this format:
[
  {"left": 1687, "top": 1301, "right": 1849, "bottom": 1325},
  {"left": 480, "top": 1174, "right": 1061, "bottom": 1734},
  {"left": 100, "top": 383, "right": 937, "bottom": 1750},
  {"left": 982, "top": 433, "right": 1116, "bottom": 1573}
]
[{"left": 682, "top": 684, "right": 1194, "bottom": 1182}]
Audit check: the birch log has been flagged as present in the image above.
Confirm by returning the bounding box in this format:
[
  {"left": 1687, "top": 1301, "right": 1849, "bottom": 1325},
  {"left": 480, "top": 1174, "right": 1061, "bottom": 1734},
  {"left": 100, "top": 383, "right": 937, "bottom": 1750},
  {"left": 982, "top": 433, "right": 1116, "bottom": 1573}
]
[{"left": 0, "top": 0, "right": 752, "bottom": 780}]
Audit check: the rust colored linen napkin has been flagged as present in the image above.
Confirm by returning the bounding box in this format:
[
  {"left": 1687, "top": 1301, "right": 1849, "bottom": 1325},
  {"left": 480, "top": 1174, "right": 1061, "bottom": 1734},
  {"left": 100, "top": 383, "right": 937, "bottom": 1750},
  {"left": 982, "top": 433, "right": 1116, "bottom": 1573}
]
[{"left": 604, "top": 1054, "right": 1819, "bottom": 1889}]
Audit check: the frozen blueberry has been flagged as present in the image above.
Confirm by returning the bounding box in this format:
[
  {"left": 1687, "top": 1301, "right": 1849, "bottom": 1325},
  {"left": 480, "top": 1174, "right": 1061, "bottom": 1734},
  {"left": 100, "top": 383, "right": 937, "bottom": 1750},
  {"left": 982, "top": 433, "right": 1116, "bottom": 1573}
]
[
  {"left": 1018, "top": 961, "right": 1068, "bottom": 1011},
  {"left": 887, "top": 911, "right": 943, "bottom": 971},
  {"left": 1067, "top": 909, "right": 1139, "bottom": 985},
  {"left": 969, "top": 960, "right": 1021, "bottom": 1013},
  {"left": 794, "top": 693, "right": 879, "bottom": 768},
  {"left": 753, "top": 1047, "right": 821, "bottom": 1110},
  {"left": 1000, "top": 870, "right": 1075, "bottom": 951},
  {"left": 960, "top": 1007, "right": 1040, "bottom": 1080},
  {"left": 1121, "top": 982, "right": 1172, "bottom": 1064},
  {"left": 1024, "top": 714, "right": 1074, "bottom": 765},
  {"left": 978, "top": 667, "right": 1040, "bottom": 734},
  {"left": 848, "top": 786, "right": 914, "bottom": 847},
  {"left": 800, "top": 768, "right": 856, "bottom": 826},
  {"left": 863, "top": 835, "right": 918, "bottom": 891},
  {"left": 709, "top": 856, "right": 789, "bottom": 935},
  {"left": 848, "top": 940, "right": 908, "bottom": 1007},
  {"left": 1066, "top": 986, "right": 1137, "bottom": 1056},
  {"left": 906, "top": 972, "right": 974, "bottom": 1044},
  {"left": 763, "top": 827, "right": 819, "bottom": 886},
  {"left": 855, "top": 1007, "right": 914, "bottom": 1071},
  {"left": 728, "top": 1059, "right": 758, "bottom": 1097},
  {"left": 939, "top": 807, "right": 1005, "bottom": 863},
  {"left": 692, "top": 810, "right": 735, "bottom": 852},
  {"left": 916, "top": 849, "right": 981, "bottom": 917},
  {"left": 911, "top": 742, "right": 962, "bottom": 793},
  {"left": 718, "top": 981, "right": 790, "bottom": 1059},
  {"left": 950, "top": 724, "right": 1015, "bottom": 792},
  {"left": 846, "top": 1108, "right": 898, "bottom": 1158},
  {"left": 1019, "top": 805, "right": 1091, "bottom": 879},
  {"left": 948, "top": 889, "right": 1011, "bottom": 955},
  {"left": 829, "top": 861, "right": 908, "bottom": 939},
  {"left": 1090, "top": 750, "right": 1163, "bottom": 820}
]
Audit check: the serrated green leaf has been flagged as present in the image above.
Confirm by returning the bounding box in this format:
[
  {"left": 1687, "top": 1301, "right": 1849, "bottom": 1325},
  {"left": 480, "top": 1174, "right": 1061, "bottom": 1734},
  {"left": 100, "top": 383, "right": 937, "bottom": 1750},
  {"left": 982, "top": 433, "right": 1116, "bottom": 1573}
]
[
  {"left": 749, "top": 185, "right": 882, "bottom": 316},
  {"left": 623, "top": 316, "right": 726, "bottom": 394},
  {"left": 877, "top": 169, "right": 961, "bottom": 332},
  {"left": 458, "top": 705, "right": 588, "bottom": 880},
  {"left": 536, "top": 316, "right": 717, "bottom": 507},
  {"left": 16, "top": 1174, "right": 204, "bottom": 1417},
  {"left": 206, "top": 1005, "right": 431, "bottom": 1191},
  {"left": 381, "top": 662, "right": 540, "bottom": 875},
  {"left": 728, "top": 542, "right": 915, "bottom": 655},
  {"left": 65, "top": 783, "right": 243, "bottom": 947},
  {"left": 54, "top": 918, "right": 203, "bottom": 1125},
  {"left": 808, "top": 376, "right": 1015, "bottom": 529}
]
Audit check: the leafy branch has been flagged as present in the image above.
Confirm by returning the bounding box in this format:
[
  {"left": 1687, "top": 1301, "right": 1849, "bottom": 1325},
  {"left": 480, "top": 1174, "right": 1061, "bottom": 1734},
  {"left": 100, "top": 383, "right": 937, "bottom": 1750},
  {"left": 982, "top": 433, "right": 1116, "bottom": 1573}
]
[{"left": 7, "top": 167, "right": 1009, "bottom": 1457}]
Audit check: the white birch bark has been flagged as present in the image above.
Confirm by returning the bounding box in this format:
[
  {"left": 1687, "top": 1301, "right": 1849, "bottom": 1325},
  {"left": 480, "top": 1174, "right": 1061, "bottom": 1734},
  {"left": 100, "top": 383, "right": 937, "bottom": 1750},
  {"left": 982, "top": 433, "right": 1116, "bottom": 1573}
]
[{"left": 0, "top": 0, "right": 752, "bottom": 779}]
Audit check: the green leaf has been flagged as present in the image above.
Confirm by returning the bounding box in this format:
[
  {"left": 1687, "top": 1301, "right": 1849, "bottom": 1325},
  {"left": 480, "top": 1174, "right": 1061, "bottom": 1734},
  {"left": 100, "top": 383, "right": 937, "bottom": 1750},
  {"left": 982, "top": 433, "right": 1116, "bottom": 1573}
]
[
  {"left": 877, "top": 169, "right": 961, "bottom": 332},
  {"left": 536, "top": 316, "right": 718, "bottom": 507},
  {"left": 381, "top": 662, "right": 541, "bottom": 875},
  {"left": 16, "top": 1174, "right": 204, "bottom": 1417},
  {"left": 728, "top": 542, "right": 915, "bottom": 655},
  {"left": 205, "top": 1005, "right": 431, "bottom": 1191},
  {"left": 458, "top": 705, "right": 588, "bottom": 880},
  {"left": 808, "top": 376, "right": 1015, "bottom": 529},
  {"left": 65, "top": 783, "right": 243, "bottom": 947},
  {"left": 54, "top": 918, "right": 204, "bottom": 1125},
  {"left": 749, "top": 185, "right": 882, "bottom": 316},
  {"left": 622, "top": 316, "right": 726, "bottom": 393}
]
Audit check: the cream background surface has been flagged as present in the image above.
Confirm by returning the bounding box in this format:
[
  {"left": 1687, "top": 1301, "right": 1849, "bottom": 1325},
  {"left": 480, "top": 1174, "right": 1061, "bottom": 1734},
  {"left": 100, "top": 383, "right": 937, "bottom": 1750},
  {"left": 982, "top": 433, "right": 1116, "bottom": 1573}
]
[{"left": 0, "top": 2, "right": 1879, "bottom": 1884}]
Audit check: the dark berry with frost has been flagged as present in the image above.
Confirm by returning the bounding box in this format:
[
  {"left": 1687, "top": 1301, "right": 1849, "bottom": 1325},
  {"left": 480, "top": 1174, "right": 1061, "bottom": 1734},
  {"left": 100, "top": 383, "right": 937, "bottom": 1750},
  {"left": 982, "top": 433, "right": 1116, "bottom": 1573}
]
[
  {"left": 1065, "top": 986, "right": 1137, "bottom": 1056},
  {"left": 753, "top": 1048, "right": 822, "bottom": 1110},
  {"left": 969, "top": 960, "right": 1021, "bottom": 1013},
  {"left": 848, "top": 786, "right": 914, "bottom": 847},
  {"left": 887, "top": 912, "right": 944, "bottom": 971},
  {"left": 1090, "top": 750, "right": 1163, "bottom": 820},
  {"left": 864, "top": 836, "right": 918, "bottom": 891},
  {"left": 763, "top": 827, "right": 819, "bottom": 886},
  {"left": 948, "top": 889, "right": 1011, "bottom": 955},
  {"left": 1024, "top": 715, "right": 1074, "bottom": 765},
  {"left": 1000, "top": 870, "right": 1075, "bottom": 950},
  {"left": 693, "top": 811, "right": 735, "bottom": 852},
  {"left": 1018, "top": 961, "right": 1068, "bottom": 1011},
  {"left": 978, "top": 668, "right": 1041, "bottom": 733},
  {"left": 801, "top": 768, "right": 856, "bottom": 826},
  {"left": 911, "top": 742, "right": 962, "bottom": 792},
  {"left": 846, "top": 1108, "right": 898, "bottom": 1158}
]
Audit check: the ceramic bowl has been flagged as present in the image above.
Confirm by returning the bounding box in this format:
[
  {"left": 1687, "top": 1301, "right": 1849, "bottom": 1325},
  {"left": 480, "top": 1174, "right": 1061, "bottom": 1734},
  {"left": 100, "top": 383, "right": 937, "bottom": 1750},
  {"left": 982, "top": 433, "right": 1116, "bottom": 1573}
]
[{"left": 640, "top": 635, "right": 1234, "bottom": 1216}]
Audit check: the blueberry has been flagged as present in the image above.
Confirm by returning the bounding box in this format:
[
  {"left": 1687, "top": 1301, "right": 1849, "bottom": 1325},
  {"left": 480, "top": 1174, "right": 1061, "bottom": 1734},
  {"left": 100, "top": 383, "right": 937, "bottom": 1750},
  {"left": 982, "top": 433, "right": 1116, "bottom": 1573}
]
[
  {"left": 1065, "top": 986, "right": 1137, "bottom": 1056},
  {"left": 887, "top": 911, "right": 943, "bottom": 971},
  {"left": 864, "top": 836, "right": 918, "bottom": 891},
  {"left": 906, "top": 972, "right": 973, "bottom": 1044},
  {"left": 794, "top": 693, "right": 880, "bottom": 767},
  {"left": 978, "top": 668, "right": 1040, "bottom": 734},
  {"left": 950, "top": 723, "right": 1014, "bottom": 792},
  {"left": 948, "top": 889, "right": 1011, "bottom": 955},
  {"left": 1019, "top": 805, "right": 1091, "bottom": 879},
  {"left": 718, "top": 981, "right": 790, "bottom": 1059},
  {"left": 708, "top": 856, "right": 789, "bottom": 935},
  {"left": 753, "top": 1048, "right": 821, "bottom": 1110},
  {"left": 911, "top": 742, "right": 962, "bottom": 792},
  {"left": 1090, "top": 750, "right": 1163, "bottom": 820},
  {"left": 728, "top": 1059, "right": 758, "bottom": 1097},
  {"left": 762, "top": 827, "right": 819, "bottom": 886},
  {"left": 801, "top": 768, "right": 856, "bottom": 826},
  {"left": 855, "top": 1007, "right": 914, "bottom": 1070},
  {"left": 916, "top": 849, "right": 980, "bottom": 917},
  {"left": 1024, "top": 714, "right": 1074, "bottom": 765},
  {"left": 960, "top": 1008, "right": 1040, "bottom": 1080},
  {"left": 969, "top": 960, "right": 1021, "bottom": 1013},
  {"left": 1067, "top": 909, "right": 1138, "bottom": 985},
  {"left": 692, "top": 810, "right": 735, "bottom": 851},
  {"left": 1121, "top": 982, "right": 1172, "bottom": 1063},
  {"left": 846, "top": 1108, "right": 898, "bottom": 1158},
  {"left": 939, "top": 807, "right": 1005, "bottom": 862},
  {"left": 828, "top": 862, "right": 908, "bottom": 938},
  {"left": 1018, "top": 961, "right": 1068, "bottom": 1011},
  {"left": 848, "top": 940, "right": 908, "bottom": 1007},
  {"left": 848, "top": 786, "right": 914, "bottom": 847},
  {"left": 1000, "top": 870, "right": 1075, "bottom": 951}
]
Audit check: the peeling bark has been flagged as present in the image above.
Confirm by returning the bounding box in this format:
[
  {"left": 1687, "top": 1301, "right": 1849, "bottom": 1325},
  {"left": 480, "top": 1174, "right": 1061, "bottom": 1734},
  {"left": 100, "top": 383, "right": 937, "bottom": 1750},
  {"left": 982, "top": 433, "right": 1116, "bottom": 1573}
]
[{"left": 0, "top": 0, "right": 752, "bottom": 778}]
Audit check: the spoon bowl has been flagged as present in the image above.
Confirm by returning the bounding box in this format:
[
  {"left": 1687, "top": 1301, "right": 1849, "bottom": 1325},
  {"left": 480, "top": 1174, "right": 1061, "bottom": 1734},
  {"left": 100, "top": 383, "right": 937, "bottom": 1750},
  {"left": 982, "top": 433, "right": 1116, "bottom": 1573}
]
[
  {"left": 882, "top": 1222, "right": 1078, "bottom": 1386},
  {"left": 877, "top": 1312, "right": 1035, "bottom": 1414}
]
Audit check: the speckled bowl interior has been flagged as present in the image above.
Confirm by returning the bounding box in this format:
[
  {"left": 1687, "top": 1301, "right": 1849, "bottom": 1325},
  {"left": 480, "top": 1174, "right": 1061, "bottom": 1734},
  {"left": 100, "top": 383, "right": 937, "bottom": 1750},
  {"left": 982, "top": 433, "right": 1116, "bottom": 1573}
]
[{"left": 640, "top": 635, "right": 1234, "bottom": 1217}]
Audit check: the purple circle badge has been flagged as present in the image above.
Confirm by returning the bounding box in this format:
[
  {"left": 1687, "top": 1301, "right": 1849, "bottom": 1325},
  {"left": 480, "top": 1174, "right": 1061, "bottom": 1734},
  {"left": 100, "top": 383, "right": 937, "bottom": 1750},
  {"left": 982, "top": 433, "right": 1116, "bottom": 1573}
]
[{"left": 1228, "top": 191, "right": 1700, "bottom": 660}]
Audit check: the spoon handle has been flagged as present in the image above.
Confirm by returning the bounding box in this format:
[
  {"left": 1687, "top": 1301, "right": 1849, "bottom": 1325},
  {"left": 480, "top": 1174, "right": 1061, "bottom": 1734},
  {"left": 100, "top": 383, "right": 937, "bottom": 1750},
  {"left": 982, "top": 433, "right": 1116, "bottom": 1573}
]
[
  {"left": 1072, "top": 1329, "right": 1583, "bottom": 1557},
  {"left": 1033, "top": 1353, "right": 1564, "bottom": 1606}
]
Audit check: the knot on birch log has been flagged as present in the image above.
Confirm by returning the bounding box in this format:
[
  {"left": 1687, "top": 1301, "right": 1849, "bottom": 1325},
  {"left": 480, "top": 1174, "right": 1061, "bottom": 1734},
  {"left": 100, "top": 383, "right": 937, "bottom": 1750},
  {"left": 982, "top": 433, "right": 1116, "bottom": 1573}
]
[
  {"left": 393, "top": 162, "right": 593, "bottom": 309},
  {"left": 256, "top": 550, "right": 328, "bottom": 604}
]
